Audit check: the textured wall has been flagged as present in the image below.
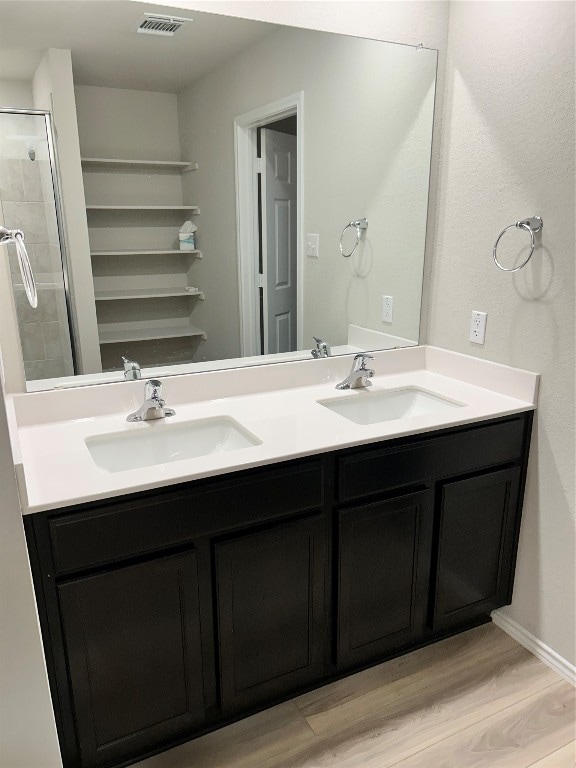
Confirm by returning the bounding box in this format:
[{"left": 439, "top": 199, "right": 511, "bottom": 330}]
[
  {"left": 160, "top": 0, "right": 450, "bottom": 49},
  {"left": 428, "top": 1, "right": 575, "bottom": 663}
]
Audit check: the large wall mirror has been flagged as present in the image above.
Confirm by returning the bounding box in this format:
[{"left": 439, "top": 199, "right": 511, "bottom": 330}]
[{"left": 0, "top": 1, "right": 438, "bottom": 391}]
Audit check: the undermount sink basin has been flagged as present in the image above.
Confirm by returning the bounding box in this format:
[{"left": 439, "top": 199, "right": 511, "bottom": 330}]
[
  {"left": 317, "top": 387, "right": 463, "bottom": 425},
  {"left": 86, "top": 417, "right": 262, "bottom": 473}
]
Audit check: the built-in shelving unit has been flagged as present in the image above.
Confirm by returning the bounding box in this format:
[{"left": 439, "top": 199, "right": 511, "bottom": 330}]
[
  {"left": 81, "top": 158, "right": 198, "bottom": 172},
  {"left": 98, "top": 322, "right": 206, "bottom": 345},
  {"left": 82, "top": 155, "right": 206, "bottom": 369},
  {"left": 91, "top": 249, "right": 203, "bottom": 258},
  {"left": 94, "top": 288, "right": 205, "bottom": 301},
  {"left": 86, "top": 205, "right": 200, "bottom": 213}
]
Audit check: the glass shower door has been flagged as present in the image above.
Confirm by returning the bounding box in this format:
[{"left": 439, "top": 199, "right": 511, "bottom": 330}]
[{"left": 0, "top": 110, "right": 75, "bottom": 381}]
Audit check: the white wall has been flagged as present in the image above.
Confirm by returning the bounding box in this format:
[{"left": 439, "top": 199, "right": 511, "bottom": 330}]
[
  {"left": 428, "top": 1, "right": 575, "bottom": 664},
  {"left": 75, "top": 85, "right": 181, "bottom": 162},
  {"left": 178, "top": 27, "right": 436, "bottom": 360},
  {"left": 0, "top": 79, "right": 33, "bottom": 109},
  {"left": 0, "top": 358, "right": 61, "bottom": 767},
  {"left": 33, "top": 49, "right": 102, "bottom": 379}
]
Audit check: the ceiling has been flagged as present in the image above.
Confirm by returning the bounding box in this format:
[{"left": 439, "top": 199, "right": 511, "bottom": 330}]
[{"left": 0, "top": 1, "right": 278, "bottom": 92}]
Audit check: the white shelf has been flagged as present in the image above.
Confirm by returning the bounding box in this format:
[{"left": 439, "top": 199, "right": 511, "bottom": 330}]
[
  {"left": 90, "top": 249, "right": 202, "bottom": 258},
  {"left": 81, "top": 158, "right": 197, "bottom": 172},
  {"left": 95, "top": 288, "right": 205, "bottom": 301},
  {"left": 98, "top": 322, "right": 206, "bottom": 345},
  {"left": 86, "top": 205, "right": 199, "bottom": 213}
]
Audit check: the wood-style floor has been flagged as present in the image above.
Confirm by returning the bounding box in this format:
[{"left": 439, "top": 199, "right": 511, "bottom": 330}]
[{"left": 135, "top": 624, "right": 575, "bottom": 768}]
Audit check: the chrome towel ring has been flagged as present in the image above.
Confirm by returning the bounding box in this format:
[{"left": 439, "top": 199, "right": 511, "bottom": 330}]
[
  {"left": 339, "top": 218, "right": 368, "bottom": 258},
  {"left": 493, "top": 216, "right": 543, "bottom": 273}
]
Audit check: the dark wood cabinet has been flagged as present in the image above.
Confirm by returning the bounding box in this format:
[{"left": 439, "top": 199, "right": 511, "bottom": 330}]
[
  {"left": 57, "top": 550, "right": 205, "bottom": 768},
  {"left": 215, "top": 515, "right": 327, "bottom": 713},
  {"left": 24, "top": 414, "right": 533, "bottom": 768},
  {"left": 337, "top": 490, "right": 433, "bottom": 668},
  {"left": 432, "top": 466, "right": 522, "bottom": 631}
]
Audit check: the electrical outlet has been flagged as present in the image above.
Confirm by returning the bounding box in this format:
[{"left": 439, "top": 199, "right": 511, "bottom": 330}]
[
  {"left": 382, "top": 295, "right": 393, "bottom": 323},
  {"left": 306, "top": 234, "right": 320, "bottom": 258},
  {"left": 469, "top": 310, "right": 487, "bottom": 344}
]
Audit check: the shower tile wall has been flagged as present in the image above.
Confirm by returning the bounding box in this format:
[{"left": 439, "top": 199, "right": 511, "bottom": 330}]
[{"left": 0, "top": 113, "right": 74, "bottom": 381}]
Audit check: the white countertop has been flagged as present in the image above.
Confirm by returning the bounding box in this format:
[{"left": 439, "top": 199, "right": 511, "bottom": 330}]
[{"left": 9, "top": 346, "right": 538, "bottom": 514}]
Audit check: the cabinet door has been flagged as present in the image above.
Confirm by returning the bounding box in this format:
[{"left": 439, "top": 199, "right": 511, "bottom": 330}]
[
  {"left": 58, "top": 550, "right": 205, "bottom": 768},
  {"left": 337, "top": 490, "right": 433, "bottom": 669},
  {"left": 432, "top": 467, "right": 521, "bottom": 631},
  {"left": 215, "top": 516, "right": 327, "bottom": 714}
]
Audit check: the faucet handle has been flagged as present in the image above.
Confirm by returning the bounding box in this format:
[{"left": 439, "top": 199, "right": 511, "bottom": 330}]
[
  {"left": 312, "top": 336, "right": 331, "bottom": 358},
  {"left": 145, "top": 379, "right": 164, "bottom": 402},
  {"left": 354, "top": 352, "right": 374, "bottom": 368},
  {"left": 127, "top": 378, "right": 175, "bottom": 421},
  {"left": 122, "top": 356, "right": 141, "bottom": 380}
]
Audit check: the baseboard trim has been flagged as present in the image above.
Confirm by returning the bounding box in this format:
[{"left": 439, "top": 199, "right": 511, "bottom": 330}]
[{"left": 492, "top": 610, "right": 575, "bottom": 686}]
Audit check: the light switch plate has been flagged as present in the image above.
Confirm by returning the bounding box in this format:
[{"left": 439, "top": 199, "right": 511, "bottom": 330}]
[{"left": 306, "top": 234, "right": 320, "bottom": 258}]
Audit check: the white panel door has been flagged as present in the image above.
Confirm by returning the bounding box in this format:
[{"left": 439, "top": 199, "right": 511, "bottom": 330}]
[{"left": 261, "top": 128, "right": 297, "bottom": 354}]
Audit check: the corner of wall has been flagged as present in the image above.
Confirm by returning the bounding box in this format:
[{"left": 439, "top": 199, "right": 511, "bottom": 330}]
[
  {"left": 33, "top": 49, "right": 102, "bottom": 376},
  {"left": 0, "top": 376, "right": 62, "bottom": 766}
]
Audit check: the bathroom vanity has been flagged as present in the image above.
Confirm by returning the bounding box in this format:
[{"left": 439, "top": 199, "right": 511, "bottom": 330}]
[{"left": 14, "top": 347, "right": 537, "bottom": 768}]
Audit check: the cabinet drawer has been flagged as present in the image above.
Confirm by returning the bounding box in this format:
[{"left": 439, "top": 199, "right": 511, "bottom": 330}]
[
  {"left": 337, "top": 417, "right": 526, "bottom": 503},
  {"left": 48, "top": 459, "right": 324, "bottom": 575}
]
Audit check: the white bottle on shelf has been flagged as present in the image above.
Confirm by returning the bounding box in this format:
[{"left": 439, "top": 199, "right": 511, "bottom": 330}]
[{"left": 179, "top": 220, "right": 197, "bottom": 251}]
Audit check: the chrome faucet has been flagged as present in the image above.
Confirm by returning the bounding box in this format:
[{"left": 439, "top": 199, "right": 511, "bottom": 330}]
[
  {"left": 311, "top": 336, "right": 331, "bottom": 358},
  {"left": 122, "top": 356, "right": 141, "bottom": 381},
  {"left": 127, "top": 379, "right": 175, "bottom": 422},
  {"left": 336, "top": 353, "right": 375, "bottom": 390}
]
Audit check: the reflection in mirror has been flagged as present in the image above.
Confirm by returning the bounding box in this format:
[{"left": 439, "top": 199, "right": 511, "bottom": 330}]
[{"left": 0, "top": 1, "right": 437, "bottom": 391}]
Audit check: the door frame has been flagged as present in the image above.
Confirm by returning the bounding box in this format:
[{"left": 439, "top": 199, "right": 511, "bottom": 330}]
[{"left": 234, "top": 92, "right": 304, "bottom": 357}]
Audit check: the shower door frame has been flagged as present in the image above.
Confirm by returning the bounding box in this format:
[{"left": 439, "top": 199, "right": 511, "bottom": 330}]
[{"left": 0, "top": 107, "right": 79, "bottom": 375}]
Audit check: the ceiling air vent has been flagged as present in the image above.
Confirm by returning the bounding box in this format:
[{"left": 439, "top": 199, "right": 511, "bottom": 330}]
[{"left": 136, "top": 13, "right": 191, "bottom": 37}]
